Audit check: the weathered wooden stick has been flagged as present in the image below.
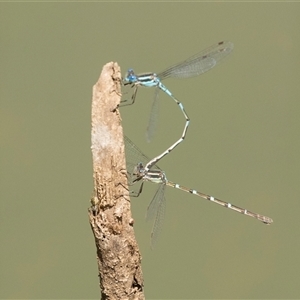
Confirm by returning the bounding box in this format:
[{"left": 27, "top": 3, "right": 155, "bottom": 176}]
[{"left": 89, "top": 62, "right": 144, "bottom": 300}]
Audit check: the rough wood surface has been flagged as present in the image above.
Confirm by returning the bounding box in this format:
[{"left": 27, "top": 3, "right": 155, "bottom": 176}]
[{"left": 89, "top": 62, "right": 144, "bottom": 300}]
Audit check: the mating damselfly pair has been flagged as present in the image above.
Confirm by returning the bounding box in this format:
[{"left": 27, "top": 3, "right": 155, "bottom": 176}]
[{"left": 121, "top": 41, "right": 273, "bottom": 247}]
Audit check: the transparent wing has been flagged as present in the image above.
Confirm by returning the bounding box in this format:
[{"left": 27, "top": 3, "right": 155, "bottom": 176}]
[
  {"left": 146, "top": 183, "right": 166, "bottom": 249},
  {"left": 124, "top": 136, "right": 161, "bottom": 184},
  {"left": 158, "top": 41, "right": 234, "bottom": 80},
  {"left": 146, "top": 87, "right": 160, "bottom": 143}
]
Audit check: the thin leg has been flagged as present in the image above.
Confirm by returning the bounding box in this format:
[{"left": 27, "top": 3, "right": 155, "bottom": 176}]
[
  {"left": 129, "top": 181, "right": 144, "bottom": 197},
  {"left": 120, "top": 84, "right": 139, "bottom": 106}
]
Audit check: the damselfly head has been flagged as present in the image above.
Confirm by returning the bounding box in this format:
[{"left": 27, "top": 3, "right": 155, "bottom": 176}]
[{"left": 123, "top": 69, "right": 137, "bottom": 84}]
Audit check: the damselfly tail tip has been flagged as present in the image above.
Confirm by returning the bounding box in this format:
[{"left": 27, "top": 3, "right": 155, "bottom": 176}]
[{"left": 261, "top": 216, "right": 273, "bottom": 225}]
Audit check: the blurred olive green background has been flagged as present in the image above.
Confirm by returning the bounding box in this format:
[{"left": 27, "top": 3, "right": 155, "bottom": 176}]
[{"left": 1, "top": 2, "right": 299, "bottom": 299}]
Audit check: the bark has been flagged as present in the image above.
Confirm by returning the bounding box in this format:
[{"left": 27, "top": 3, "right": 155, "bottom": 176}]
[{"left": 88, "top": 62, "right": 144, "bottom": 300}]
